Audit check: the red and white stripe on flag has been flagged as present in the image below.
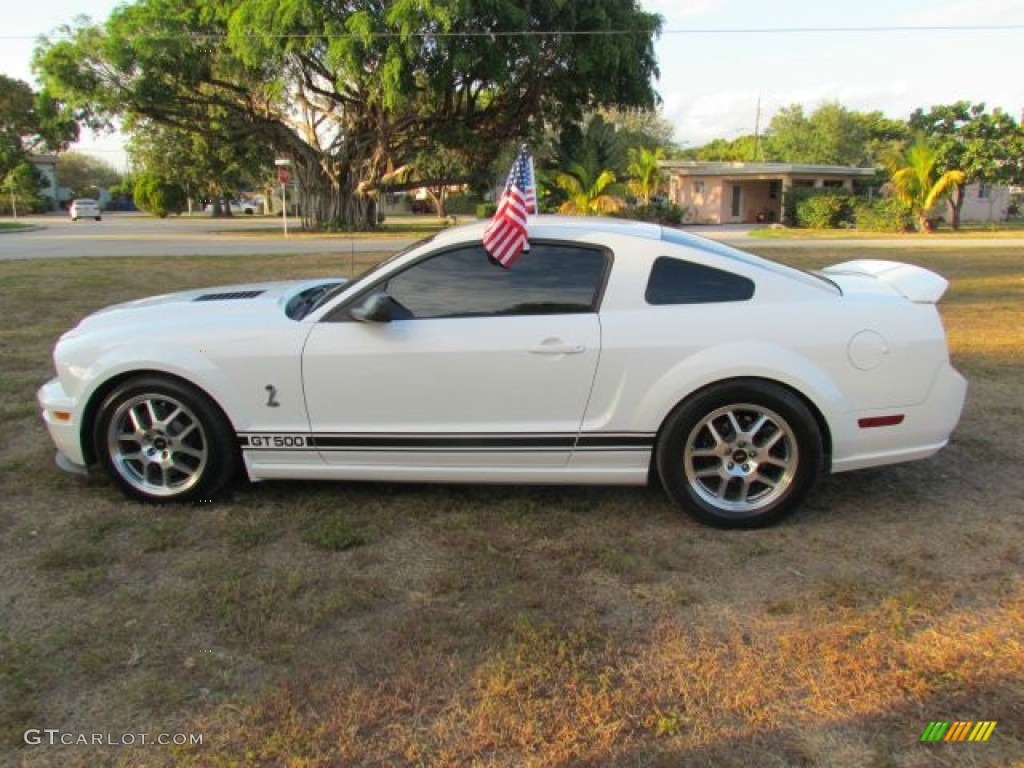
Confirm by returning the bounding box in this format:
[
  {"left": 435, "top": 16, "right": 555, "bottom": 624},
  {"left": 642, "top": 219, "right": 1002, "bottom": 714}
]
[{"left": 483, "top": 149, "right": 535, "bottom": 268}]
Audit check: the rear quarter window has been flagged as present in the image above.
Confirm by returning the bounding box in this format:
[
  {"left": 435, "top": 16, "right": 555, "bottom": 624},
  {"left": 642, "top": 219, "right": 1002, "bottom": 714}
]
[{"left": 645, "top": 256, "right": 755, "bottom": 305}]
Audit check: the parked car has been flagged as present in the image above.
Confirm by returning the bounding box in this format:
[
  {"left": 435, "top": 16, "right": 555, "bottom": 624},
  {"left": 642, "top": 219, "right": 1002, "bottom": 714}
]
[
  {"left": 69, "top": 198, "right": 102, "bottom": 221},
  {"left": 37, "top": 217, "right": 966, "bottom": 527},
  {"left": 204, "top": 200, "right": 257, "bottom": 215}
]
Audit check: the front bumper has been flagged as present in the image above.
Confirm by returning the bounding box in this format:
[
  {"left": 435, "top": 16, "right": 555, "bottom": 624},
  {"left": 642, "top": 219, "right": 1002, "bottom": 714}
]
[{"left": 37, "top": 377, "right": 88, "bottom": 468}]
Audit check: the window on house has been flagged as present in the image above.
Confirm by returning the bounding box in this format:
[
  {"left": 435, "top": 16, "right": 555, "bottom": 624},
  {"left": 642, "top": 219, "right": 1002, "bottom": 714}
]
[
  {"left": 769, "top": 180, "right": 781, "bottom": 199},
  {"left": 694, "top": 180, "right": 705, "bottom": 195},
  {"left": 822, "top": 180, "right": 844, "bottom": 188},
  {"left": 978, "top": 184, "right": 990, "bottom": 199}
]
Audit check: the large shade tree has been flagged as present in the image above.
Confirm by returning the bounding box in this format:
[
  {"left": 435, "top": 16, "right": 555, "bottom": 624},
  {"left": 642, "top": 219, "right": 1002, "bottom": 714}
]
[
  {"left": 35, "top": 0, "right": 661, "bottom": 230},
  {"left": 909, "top": 102, "right": 1024, "bottom": 229},
  {"left": 0, "top": 74, "right": 78, "bottom": 181}
]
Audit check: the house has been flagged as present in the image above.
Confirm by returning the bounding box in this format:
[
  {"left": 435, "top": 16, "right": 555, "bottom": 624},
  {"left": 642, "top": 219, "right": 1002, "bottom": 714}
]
[
  {"left": 26, "top": 154, "right": 61, "bottom": 211},
  {"left": 954, "top": 182, "right": 1010, "bottom": 223},
  {"left": 662, "top": 161, "right": 876, "bottom": 224}
]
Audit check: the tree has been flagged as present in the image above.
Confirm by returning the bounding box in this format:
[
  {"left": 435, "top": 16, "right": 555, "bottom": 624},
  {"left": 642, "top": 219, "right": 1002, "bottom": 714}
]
[
  {"left": 756, "top": 102, "right": 906, "bottom": 166},
  {"left": 56, "top": 151, "right": 122, "bottom": 199},
  {"left": 0, "top": 75, "right": 78, "bottom": 179},
  {"left": 1, "top": 162, "right": 45, "bottom": 216},
  {"left": 133, "top": 172, "right": 186, "bottom": 218},
  {"left": 554, "top": 163, "right": 625, "bottom": 215},
  {"left": 909, "top": 102, "right": 1024, "bottom": 229},
  {"left": 625, "top": 146, "right": 666, "bottom": 205},
  {"left": 884, "top": 137, "right": 965, "bottom": 232},
  {"left": 552, "top": 114, "right": 628, "bottom": 180},
  {"left": 35, "top": 1, "right": 661, "bottom": 230},
  {"left": 127, "top": 119, "right": 272, "bottom": 215},
  {"left": 598, "top": 107, "right": 679, "bottom": 153}
]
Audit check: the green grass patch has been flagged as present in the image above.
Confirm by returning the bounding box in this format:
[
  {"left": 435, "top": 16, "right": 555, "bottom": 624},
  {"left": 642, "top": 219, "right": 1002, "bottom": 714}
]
[
  {"left": 0, "top": 221, "right": 33, "bottom": 232},
  {"left": 3, "top": 245, "right": 1024, "bottom": 767}
]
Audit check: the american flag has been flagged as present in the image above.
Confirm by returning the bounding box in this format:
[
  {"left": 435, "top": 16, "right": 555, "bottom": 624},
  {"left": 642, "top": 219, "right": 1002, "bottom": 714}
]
[{"left": 482, "top": 147, "right": 537, "bottom": 268}]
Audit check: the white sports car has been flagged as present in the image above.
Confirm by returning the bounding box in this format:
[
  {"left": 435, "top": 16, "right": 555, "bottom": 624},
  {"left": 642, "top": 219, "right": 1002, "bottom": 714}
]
[{"left": 38, "top": 217, "right": 966, "bottom": 527}]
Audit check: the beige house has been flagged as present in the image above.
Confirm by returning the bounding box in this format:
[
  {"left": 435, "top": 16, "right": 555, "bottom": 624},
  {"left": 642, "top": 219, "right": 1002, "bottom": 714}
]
[
  {"left": 954, "top": 182, "right": 1010, "bottom": 223},
  {"left": 663, "top": 161, "right": 876, "bottom": 224}
]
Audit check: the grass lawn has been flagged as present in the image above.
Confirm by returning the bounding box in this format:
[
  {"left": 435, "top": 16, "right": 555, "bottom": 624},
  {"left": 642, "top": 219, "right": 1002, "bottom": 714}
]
[
  {"left": 0, "top": 221, "right": 34, "bottom": 232},
  {"left": 1, "top": 247, "right": 1022, "bottom": 766},
  {"left": 748, "top": 220, "right": 1024, "bottom": 239},
  {"left": 211, "top": 213, "right": 462, "bottom": 239}
]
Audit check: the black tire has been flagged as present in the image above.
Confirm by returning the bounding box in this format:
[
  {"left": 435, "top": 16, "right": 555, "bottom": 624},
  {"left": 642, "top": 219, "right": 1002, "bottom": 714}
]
[
  {"left": 656, "top": 380, "right": 823, "bottom": 529},
  {"left": 96, "top": 216, "right": 102, "bottom": 221},
  {"left": 93, "top": 375, "right": 238, "bottom": 503}
]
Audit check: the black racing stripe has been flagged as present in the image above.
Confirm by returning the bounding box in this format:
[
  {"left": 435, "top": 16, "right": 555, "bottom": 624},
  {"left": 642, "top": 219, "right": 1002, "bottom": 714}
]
[
  {"left": 576, "top": 434, "right": 655, "bottom": 448},
  {"left": 312, "top": 434, "right": 576, "bottom": 449}
]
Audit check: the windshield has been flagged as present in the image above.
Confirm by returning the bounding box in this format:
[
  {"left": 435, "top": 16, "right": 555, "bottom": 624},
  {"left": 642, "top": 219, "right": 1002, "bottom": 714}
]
[{"left": 309, "top": 235, "right": 436, "bottom": 312}]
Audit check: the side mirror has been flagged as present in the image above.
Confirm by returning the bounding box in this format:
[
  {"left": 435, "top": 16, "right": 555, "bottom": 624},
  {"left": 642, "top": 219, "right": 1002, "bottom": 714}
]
[{"left": 349, "top": 293, "right": 401, "bottom": 323}]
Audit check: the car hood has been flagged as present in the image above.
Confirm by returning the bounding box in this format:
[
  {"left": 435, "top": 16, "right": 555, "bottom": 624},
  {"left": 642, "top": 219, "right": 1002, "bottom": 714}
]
[{"left": 64, "top": 278, "right": 346, "bottom": 336}]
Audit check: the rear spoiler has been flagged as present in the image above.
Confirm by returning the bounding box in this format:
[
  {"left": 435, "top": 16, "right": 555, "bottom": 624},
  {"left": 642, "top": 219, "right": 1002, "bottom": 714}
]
[{"left": 822, "top": 260, "right": 949, "bottom": 303}]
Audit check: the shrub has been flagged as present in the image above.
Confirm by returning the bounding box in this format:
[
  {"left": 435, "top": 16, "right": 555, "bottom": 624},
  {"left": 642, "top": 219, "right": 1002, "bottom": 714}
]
[
  {"left": 475, "top": 203, "right": 497, "bottom": 218},
  {"left": 854, "top": 198, "right": 914, "bottom": 233},
  {"left": 614, "top": 202, "right": 686, "bottom": 226},
  {"left": 133, "top": 174, "right": 185, "bottom": 218},
  {"left": 444, "top": 194, "right": 483, "bottom": 215},
  {"left": 783, "top": 186, "right": 855, "bottom": 228}
]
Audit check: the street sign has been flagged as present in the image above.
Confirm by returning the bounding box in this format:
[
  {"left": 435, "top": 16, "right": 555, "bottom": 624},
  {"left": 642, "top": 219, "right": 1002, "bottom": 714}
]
[{"left": 277, "top": 166, "right": 291, "bottom": 184}]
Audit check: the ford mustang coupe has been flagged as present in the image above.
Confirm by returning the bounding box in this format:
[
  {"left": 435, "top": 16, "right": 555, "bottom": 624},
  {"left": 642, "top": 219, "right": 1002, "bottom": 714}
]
[{"left": 38, "top": 217, "right": 966, "bottom": 527}]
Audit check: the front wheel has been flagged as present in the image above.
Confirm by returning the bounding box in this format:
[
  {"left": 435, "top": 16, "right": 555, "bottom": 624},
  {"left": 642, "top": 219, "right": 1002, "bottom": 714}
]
[
  {"left": 94, "top": 376, "right": 238, "bottom": 503},
  {"left": 656, "top": 380, "right": 823, "bottom": 528}
]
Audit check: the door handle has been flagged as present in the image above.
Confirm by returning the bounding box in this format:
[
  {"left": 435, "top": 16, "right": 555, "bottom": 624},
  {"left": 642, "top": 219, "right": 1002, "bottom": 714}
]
[{"left": 528, "top": 341, "right": 586, "bottom": 355}]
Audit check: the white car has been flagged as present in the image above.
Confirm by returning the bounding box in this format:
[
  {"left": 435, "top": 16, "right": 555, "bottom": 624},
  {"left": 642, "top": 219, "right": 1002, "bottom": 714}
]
[
  {"left": 69, "top": 198, "right": 102, "bottom": 221},
  {"left": 204, "top": 200, "right": 257, "bottom": 215},
  {"left": 38, "top": 217, "right": 966, "bottom": 527}
]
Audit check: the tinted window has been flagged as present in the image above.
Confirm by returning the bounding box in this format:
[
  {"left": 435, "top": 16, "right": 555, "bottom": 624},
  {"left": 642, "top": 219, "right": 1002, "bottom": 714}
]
[
  {"left": 384, "top": 244, "right": 607, "bottom": 319},
  {"left": 645, "top": 256, "right": 754, "bottom": 304}
]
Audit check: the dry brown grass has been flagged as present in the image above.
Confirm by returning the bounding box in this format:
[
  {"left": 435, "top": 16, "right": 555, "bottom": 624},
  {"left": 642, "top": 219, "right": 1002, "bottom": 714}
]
[{"left": 1, "top": 248, "right": 1022, "bottom": 767}]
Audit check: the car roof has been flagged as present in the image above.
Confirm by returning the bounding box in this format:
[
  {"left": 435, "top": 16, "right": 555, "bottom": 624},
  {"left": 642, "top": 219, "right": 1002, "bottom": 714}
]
[{"left": 429, "top": 214, "right": 838, "bottom": 294}]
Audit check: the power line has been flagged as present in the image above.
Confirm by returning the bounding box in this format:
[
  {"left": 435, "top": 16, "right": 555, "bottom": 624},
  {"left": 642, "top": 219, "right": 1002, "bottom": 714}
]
[{"left": 5, "top": 24, "right": 1024, "bottom": 41}]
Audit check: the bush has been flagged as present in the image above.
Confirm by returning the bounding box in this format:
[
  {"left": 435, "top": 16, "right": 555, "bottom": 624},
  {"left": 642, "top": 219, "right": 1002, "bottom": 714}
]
[
  {"left": 133, "top": 174, "right": 186, "bottom": 218},
  {"left": 787, "top": 188, "right": 854, "bottom": 229},
  {"left": 444, "top": 194, "right": 483, "bottom": 215},
  {"left": 614, "top": 202, "right": 686, "bottom": 226},
  {"left": 475, "top": 203, "right": 497, "bottom": 218},
  {"left": 854, "top": 198, "right": 914, "bottom": 233}
]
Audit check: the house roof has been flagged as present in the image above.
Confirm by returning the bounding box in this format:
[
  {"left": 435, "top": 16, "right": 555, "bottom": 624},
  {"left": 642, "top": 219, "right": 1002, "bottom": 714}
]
[{"left": 660, "top": 161, "right": 876, "bottom": 178}]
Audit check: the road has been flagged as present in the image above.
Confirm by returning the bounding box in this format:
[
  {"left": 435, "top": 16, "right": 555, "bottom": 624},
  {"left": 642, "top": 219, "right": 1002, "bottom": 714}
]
[
  {"left": 3, "top": 213, "right": 1023, "bottom": 261},
  {"left": 0, "top": 212, "right": 419, "bottom": 260}
]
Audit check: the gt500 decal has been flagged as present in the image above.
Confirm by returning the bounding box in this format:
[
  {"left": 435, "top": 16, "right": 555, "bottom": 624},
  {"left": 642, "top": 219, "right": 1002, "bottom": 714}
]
[{"left": 239, "top": 434, "right": 313, "bottom": 449}]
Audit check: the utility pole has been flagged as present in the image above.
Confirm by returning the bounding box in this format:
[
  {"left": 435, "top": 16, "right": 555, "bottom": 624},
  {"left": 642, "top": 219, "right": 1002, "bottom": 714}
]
[{"left": 753, "top": 97, "right": 764, "bottom": 163}]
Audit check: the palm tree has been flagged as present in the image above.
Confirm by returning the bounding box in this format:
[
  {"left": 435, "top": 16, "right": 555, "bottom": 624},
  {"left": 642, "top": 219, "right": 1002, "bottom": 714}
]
[
  {"left": 884, "top": 137, "right": 965, "bottom": 232},
  {"left": 554, "top": 162, "right": 625, "bottom": 215},
  {"left": 626, "top": 146, "right": 666, "bottom": 205}
]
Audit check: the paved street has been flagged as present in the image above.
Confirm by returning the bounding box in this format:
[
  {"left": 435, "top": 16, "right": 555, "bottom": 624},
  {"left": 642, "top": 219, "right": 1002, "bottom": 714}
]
[
  {"left": 0, "top": 212, "right": 418, "bottom": 260},
  {"left": 2, "top": 212, "right": 1023, "bottom": 261}
]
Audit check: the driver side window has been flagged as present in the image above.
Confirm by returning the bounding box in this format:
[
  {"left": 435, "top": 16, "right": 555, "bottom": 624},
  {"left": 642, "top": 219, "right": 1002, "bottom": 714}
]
[{"left": 383, "top": 243, "right": 607, "bottom": 319}]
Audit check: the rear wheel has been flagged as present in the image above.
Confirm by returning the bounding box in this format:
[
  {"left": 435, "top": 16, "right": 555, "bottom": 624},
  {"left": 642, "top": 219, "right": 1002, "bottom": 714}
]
[
  {"left": 656, "top": 380, "right": 823, "bottom": 528},
  {"left": 94, "top": 376, "right": 238, "bottom": 503}
]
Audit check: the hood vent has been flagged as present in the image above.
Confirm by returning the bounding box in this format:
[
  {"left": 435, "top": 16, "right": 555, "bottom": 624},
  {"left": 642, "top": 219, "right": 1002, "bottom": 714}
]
[{"left": 194, "top": 290, "right": 265, "bottom": 302}]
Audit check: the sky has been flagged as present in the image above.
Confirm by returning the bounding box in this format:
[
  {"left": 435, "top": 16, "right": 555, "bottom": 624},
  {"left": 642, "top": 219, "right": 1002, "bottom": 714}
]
[{"left": 3, "top": 0, "right": 1024, "bottom": 167}]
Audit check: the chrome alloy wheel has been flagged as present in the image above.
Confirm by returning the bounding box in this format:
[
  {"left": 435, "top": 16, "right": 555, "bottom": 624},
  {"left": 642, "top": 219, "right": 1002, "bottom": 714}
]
[
  {"left": 683, "top": 403, "right": 798, "bottom": 514},
  {"left": 106, "top": 393, "right": 209, "bottom": 497}
]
